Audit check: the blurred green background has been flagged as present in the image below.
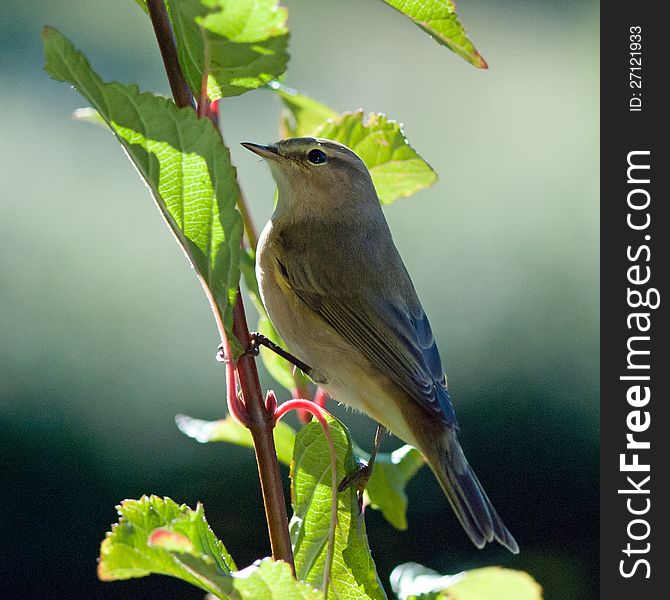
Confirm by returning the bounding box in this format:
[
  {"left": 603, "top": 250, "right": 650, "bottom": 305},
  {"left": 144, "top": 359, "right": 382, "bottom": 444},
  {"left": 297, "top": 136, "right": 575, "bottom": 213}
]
[{"left": 0, "top": 1, "right": 598, "bottom": 598}]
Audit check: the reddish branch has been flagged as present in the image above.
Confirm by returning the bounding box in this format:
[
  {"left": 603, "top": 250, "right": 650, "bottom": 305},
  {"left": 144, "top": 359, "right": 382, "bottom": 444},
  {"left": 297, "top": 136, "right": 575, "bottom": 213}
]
[
  {"left": 146, "top": 0, "right": 294, "bottom": 570},
  {"left": 231, "top": 294, "right": 294, "bottom": 565},
  {"left": 146, "top": 0, "right": 194, "bottom": 109}
]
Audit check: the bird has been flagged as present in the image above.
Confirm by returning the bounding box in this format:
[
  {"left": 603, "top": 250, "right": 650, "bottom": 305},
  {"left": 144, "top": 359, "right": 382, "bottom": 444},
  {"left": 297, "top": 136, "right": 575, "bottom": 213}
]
[{"left": 242, "top": 137, "right": 518, "bottom": 553}]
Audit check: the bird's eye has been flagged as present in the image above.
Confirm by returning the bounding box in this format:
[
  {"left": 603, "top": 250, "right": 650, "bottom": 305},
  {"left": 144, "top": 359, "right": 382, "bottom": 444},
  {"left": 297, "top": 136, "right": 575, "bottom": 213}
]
[{"left": 307, "top": 149, "right": 328, "bottom": 164}]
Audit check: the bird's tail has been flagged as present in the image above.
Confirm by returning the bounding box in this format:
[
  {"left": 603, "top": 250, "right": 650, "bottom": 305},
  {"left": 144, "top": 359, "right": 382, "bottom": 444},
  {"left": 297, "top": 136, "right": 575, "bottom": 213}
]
[{"left": 426, "top": 428, "right": 519, "bottom": 553}]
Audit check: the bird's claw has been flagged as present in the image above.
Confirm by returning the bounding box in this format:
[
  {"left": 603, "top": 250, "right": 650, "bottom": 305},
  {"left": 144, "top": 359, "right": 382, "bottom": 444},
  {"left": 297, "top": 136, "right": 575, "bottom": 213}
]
[{"left": 246, "top": 332, "right": 262, "bottom": 357}]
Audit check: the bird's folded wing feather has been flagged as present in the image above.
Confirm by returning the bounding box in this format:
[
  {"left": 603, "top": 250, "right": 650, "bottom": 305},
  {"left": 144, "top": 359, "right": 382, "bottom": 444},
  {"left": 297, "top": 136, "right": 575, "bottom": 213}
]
[{"left": 277, "top": 254, "right": 457, "bottom": 426}]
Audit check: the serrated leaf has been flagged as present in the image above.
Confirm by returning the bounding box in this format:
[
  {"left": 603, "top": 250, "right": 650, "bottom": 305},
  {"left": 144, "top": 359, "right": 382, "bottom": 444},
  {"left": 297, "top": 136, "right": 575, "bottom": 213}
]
[
  {"left": 315, "top": 111, "right": 437, "bottom": 205},
  {"left": 390, "top": 563, "right": 543, "bottom": 600},
  {"left": 230, "top": 558, "right": 323, "bottom": 599},
  {"left": 167, "top": 0, "right": 290, "bottom": 99},
  {"left": 176, "top": 413, "right": 297, "bottom": 466},
  {"left": 361, "top": 445, "right": 424, "bottom": 530},
  {"left": 380, "top": 0, "right": 487, "bottom": 68},
  {"left": 271, "top": 88, "right": 436, "bottom": 204},
  {"left": 149, "top": 528, "right": 195, "bottom": 553},
  {"left": 42, "top": 27, "right": 244, "bottom": 354},
  {"left": 270, "top": 82, "right": 337, "bottom": 138},
  {"left": 98, "top": 496, "right": 322, "bottom": 599},
  {"left": 98, "top": 496, "right": 235, "bottom": 597},
  {"left": 291, "top": 416, "right": 387, "bottom": 600}
]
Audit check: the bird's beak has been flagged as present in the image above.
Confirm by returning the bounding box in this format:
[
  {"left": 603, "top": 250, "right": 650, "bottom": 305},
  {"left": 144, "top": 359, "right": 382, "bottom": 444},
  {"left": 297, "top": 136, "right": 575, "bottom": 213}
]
[{"left": 241, "top": 142, "right": 280, "bottom": 161}]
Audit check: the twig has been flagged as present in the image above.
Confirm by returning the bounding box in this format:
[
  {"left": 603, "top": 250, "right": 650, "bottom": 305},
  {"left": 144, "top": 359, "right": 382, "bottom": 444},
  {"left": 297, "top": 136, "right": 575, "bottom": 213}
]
[{"left": 146, "top": 0, "right": 194, "bottom": 109}]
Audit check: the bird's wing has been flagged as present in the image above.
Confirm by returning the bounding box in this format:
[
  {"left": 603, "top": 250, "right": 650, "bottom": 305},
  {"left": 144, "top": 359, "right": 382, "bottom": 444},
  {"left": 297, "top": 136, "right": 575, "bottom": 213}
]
[{"left": 276, "top": 255, "right": 457, "bottom": 427}]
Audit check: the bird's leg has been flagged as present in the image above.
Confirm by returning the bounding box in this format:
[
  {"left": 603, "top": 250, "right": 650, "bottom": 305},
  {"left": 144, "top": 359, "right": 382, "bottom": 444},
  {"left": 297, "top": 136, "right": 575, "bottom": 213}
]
[
  {"left": 247, "top": 332, "right": 314, "bottom": 377},
  {"left": 338, "top": 424, "right": 386, "bottom": 510}
]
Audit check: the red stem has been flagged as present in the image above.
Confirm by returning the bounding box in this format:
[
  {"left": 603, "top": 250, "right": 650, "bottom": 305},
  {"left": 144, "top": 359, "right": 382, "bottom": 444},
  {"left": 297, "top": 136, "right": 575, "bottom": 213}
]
[{"left": 217, "top": 337, "right": 248, "bottom": 425}]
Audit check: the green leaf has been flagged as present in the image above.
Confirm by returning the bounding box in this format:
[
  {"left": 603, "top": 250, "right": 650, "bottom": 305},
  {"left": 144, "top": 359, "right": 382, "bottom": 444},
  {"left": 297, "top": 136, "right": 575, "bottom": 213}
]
[
  {"left": 315, "top": 111, "right": 437, "bottom": 205},
  {"left": 291, "top": 416, "right": 387, "bottom": 600},
  {"left": 98, "top": 496, "right": 235, "bottom": 597},
  {"left": 176, "top": 413, "right": 297, "bottom": 466},
  {"left": 98, "top": 497, "right": 322, "bottom": 599},
  {"left": 380, "top": 0, "right": 487, "bottom": 68},
  {"left": 390, "top": 563, "right": 543, "bottom": 600},
  {"left": 362, "top": 445, "right": 424, "bottom": 530},
  {"left": 42, "top": 27, "right": 244, "bottom": 354},
  {"left": 443, "top": 568, "right": 543, "bottom": 600},
  {"left": 270, "top": 82, "right": 337, "bottom": 138},
  {"left": 167, "top": 0, "right": 290, "bottom": 99},
  {"left": 271, "top": 88, "right": 436, "bottom": 204},
  {"left": 176, "top": 412, "right": 422, "bottom": 531},
  {"left": 228, "top": 558, "right": 323, "bottom": 599}
]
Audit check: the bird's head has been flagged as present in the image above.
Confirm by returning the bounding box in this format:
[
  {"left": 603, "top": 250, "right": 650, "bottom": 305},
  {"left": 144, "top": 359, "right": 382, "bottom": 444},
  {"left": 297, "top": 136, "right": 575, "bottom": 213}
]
[{"left": 241, "top": 137, "right": 378, "bottom": 219}]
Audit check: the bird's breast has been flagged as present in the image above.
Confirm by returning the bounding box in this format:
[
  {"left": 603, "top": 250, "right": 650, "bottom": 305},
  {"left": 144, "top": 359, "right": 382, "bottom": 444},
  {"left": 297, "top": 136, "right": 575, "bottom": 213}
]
[
  {"left": 255, "top": 219, "right": 420, "bottom": 447},
  {"left": 256, "top": 220, "right": 339, "bottom": 378}
]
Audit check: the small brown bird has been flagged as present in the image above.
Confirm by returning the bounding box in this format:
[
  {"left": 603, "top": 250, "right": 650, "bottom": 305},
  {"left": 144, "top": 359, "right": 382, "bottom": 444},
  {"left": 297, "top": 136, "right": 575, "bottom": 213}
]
[{"left": 243, "top": 137, "right": 518, "bottom": 553}]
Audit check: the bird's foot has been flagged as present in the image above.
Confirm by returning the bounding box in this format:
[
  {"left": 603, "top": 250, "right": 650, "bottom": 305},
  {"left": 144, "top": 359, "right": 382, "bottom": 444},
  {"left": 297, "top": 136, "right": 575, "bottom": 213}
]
[
  {"left": 338, "top": 460, "right": 374, "bottom": 512},
  {"left": 217, "top": 334, "right": 314, "bottom": 379},
  {"left": 338, "top": 423, "right": 386, "bottom": 511},
  {"left": 215, "top": 339, "right": 260, "bottom": 363}
]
